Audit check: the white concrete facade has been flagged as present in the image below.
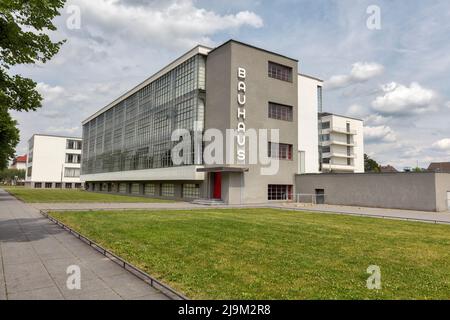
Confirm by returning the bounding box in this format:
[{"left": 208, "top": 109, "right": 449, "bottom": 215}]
[
  {"left": 25, "top": 134, "right": 84, "bottom": 188},
  {"left": 298, "top": 74, "right": 322, "bottom": 174},
  {"left": 319, "top": 113, "right": 364, "bottom": 173}
]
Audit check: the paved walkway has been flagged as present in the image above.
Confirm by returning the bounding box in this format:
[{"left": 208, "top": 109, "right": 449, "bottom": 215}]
[
  {"left": 275, "top": 203, "right": 450, "bottom": 224},
  {"left": 0, "top": 189, "right": 168, "bottom": 300}
]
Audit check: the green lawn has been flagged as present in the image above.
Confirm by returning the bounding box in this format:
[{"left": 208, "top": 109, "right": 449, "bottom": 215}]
[
  {"left": 3, "top": 187, "right": 174, "bottom": 203},
  {"left": 48, "top": 208, "right": 450, "bottom": 300}
]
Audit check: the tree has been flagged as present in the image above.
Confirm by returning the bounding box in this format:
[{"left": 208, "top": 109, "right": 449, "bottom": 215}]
[
  {"left": 0, "top": 0, "right": 66, "bottom": 169},
  {"left": 364, "top": 154, "right": 381, "bottom": 173},
  {"left": 0, "top": 168, "right": 25, "bottom": 184}
]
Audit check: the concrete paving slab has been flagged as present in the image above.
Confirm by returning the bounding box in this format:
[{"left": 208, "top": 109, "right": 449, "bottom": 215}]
[
  {"left": 7, "top": 286, "right": 64, "bottom": 300},
  {"left": 0, "top": 188, "right": 168, "bottom": 300}
]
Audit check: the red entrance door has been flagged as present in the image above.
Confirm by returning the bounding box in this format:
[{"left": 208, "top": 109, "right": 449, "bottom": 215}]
[{"left": 213, "top": 172, "right": 222, "bottom": 199}]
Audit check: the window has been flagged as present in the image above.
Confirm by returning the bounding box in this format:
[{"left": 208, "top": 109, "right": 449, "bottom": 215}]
[
  {"left": 317, "top": 86, "right": 323, "bottom": 113},
  {"left": 320, "top": 134, "right": 330, "bottom": 142},
  {"left": 321, "top": 121, "right": 330, "bottom": 129},
  {"left": 119, "top": 183, "right": 128, "bottom": 193},
  {"left": 144, "top": 184, "right": 156, "bottom": 196},
  {"left": 131, "top": 183, "right": 140, "bottom": 194},
  {"left": 323, "top": 158, "right": 330, "bottom": 164},
  {"left": 65, "top": 183, "right": 72, "bottom": 189},
  {"left": 45, "top": 182, "right": 52, "bottom": 189},
  {"left": 55, "top": 183, "right": 62, "bottom": 188},
  {"left": 161, "top": 184, "right": 175, "bottom": 197},
  {"left": 67, "top": 140, "right": 82, "bottom": 150},
  {"left": 183, "top": 184, "right": 200, "bottom": 199},
  {"left": 268, "top": 142, "right": 293, "bottom": 160},
  {"left": 34, "top": 182, "right": 42, "bottom": 188},
  {"left": 268, "top": 102, "right": 293, "bottom": 121},
  {"left": 268, "top": 61, "right": 292, "bottom": 82},
  {"left": 64, "top": 168, "right": 80, "bottom": 177},
  {"left": 66, "top": 154, "right": 81, "bottom": 164},
  {"left": 322, "top": 146, "right": 331, "bottom": 153},
  {"left": 27, "top": 167, "right": 32, "bottom": 177},
  {"left": 75, "top": 183, "right": 82, "bottom": 189},
  {"left": 268, "top": 185, "right": 293, "bottom": 201},
  {"left": 347, "top": 158, "right": 352, "bottom": 166}
]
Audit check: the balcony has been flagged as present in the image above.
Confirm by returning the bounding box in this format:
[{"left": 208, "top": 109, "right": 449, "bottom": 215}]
[
  {"left": 320, "top": 140, "right": 356, "bottom": 147},
  {"left": 322, "top": 127, "right": 357, "bottom": 135},
  {"left": 322, "top": 152, "right": 355, "bottom": 159}
]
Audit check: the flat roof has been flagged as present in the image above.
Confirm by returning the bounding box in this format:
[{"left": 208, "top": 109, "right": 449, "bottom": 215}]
[
  {"left": 209, "top": 39, "right": 299, "bottom": 62},
  {"left": 319, "top": 112, "right": 363, "bottom": 122},
  {"left": 298, "top": 73, "right": 323, "bottom": 82},
  {"left": 29, "top": 134, "right": 82, "bottom": 141},
  {"left": 82, "top": 45, "right": 212, "bottom": 125}
]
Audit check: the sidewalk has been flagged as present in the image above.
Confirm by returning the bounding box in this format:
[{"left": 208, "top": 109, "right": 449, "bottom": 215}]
[{"left": 0, "top": 189, "right": 169, "bottom": 300}]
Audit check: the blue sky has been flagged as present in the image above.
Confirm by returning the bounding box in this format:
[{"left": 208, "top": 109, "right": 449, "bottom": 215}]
[{"left": 11, "top": 0, "right": 450, "bottom": 169}]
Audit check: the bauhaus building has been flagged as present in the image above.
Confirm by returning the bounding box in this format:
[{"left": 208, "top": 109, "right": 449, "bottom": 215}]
[{"left": 81, "top": 40, "right": 364, "bottom": 204}]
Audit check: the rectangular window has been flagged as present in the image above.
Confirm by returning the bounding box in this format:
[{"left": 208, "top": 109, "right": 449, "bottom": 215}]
[
  {"left": 321, "top": 121, "right": 330, "bottom": 129},
  {"left": 268, "top": 185, "right": 293, "bottom": 201},
  {"left": 119, "top": 183, "right": 127, "bottom": 193},
  {"left": 45, "top": 183, "right": 52, "bottom": 189},
  {"left": 268, "top": 102, "right": 293, "bottom": 121},
  {"left": 183, "top": 184, "right": 200, "bottom": 199},
  {"left": 161, "top": 184, "right": 175, "bottom": 197},
  {"left": 347, "top": 158, "right": 352, "bottom": 166},
  {"left": 323, "top": 158, "right": 330, "bottom": 164},
  {"left": 320, "top": 134, "right": 330, "bottom": 142},
  {"left": 64, "top": 168, "right": 80, "bottom": 178},
  {"left": 67, "top": 140, "right": 82, "bottom": 150},
  {"left": 55, "top": 183, "right": 62, "bottom": 188},
  {"left": 65, "top": 183, "right": 72, "bottom": 189},
  {"left": 268, "top": 142, "right": 293, "bottom": 160},
  {"left": 75, "top": 183, "right": 82, "bottom": 189},
  {"left": 131, "top": 183, "right": 140, "bottom": 194},
  {"left": 66, "top": 154, "right": 81, "bottom": 164},
  {"left": 27, "top": 167, "right": 32, "bottom": 177},
  {"left": 322, "top": 146, "right": 331, "bottom": 153},
  {"left": 144, "top": 184, "right": 156, "bottom": 196},
  {"left": 268, "top": 61, "right": 293, "bottom": 82},
  {"left": 34, "top": 182, "right": 42, "bottom": 188},
  {"left": 317, "top": 86, "right": 323, "bottom": 113}
]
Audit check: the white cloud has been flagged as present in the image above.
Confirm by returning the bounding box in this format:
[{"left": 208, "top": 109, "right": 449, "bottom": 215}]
[
  {"left": 325, "top": 62, "right": 384, "bottom": 89},
  {"left": 36, "top": 82, "right": 66, "bottom": 103},
  {"left": 364, "top": 114, "right": 390, "bottom": 126},
  {"left": 364, "top": 125, "right": 397, "bottom": 143},
  {"left": 432, "top": 138, "right": 450, "bottom": 152},
  {"left": 372, "top": 82, "right": 438, "bottom": 116},
  {"left": 446, "top": 101, "right": 450, "bottom": 109},
  {"left": 73, "top": 0, "right": 263, "bottom": 48},
  {"left": 346, "top": 104, "right": 367, "bottom": 118}
]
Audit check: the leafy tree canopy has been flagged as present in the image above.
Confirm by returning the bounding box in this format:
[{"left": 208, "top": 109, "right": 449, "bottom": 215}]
[
  {"left": 364, "top": 154, "right": 381, "bottom": 173},
  {"left": 0, "top": 0, "right": 66, "bottom": 169}
]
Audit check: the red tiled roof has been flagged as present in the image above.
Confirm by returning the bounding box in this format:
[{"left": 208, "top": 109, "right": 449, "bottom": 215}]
[
  {"left": 427, "top": 162, "right": 450, "bottom": 173},
  {"left": 12, "top": 155, "right": 27, "bottom": 165}
]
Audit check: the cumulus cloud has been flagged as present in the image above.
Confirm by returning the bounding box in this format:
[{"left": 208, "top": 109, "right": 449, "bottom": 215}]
[
  {"left": 372, "top": 82, "right": 438, "bottom": 116},
  {"left": 432, "top": 138, "right": 450, "bottom": 152},
  {"left": 325, "top": 62, "right": 384, "bottom": 89},
  {"left": 72, "top": 0, "right": 263, "bottom": 48},
  {"left": 36, "top": 82, "right": 66, "bottom": 103},
  {"left": 364, "top": 125, "right": 397, "bottom": 143}
]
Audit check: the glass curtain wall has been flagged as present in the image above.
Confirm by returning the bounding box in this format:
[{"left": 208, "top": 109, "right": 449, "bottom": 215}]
[{"left": 82, "top": 54, "right": 206, "bottom": 175}]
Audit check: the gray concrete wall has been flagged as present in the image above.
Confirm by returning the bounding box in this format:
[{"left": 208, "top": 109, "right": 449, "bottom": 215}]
[
  {"left": 295, "top": 172, "right": 448, "bottom": 212},
  {"left": 206, "top": 41, "right": 299, "bottom": 204}
]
